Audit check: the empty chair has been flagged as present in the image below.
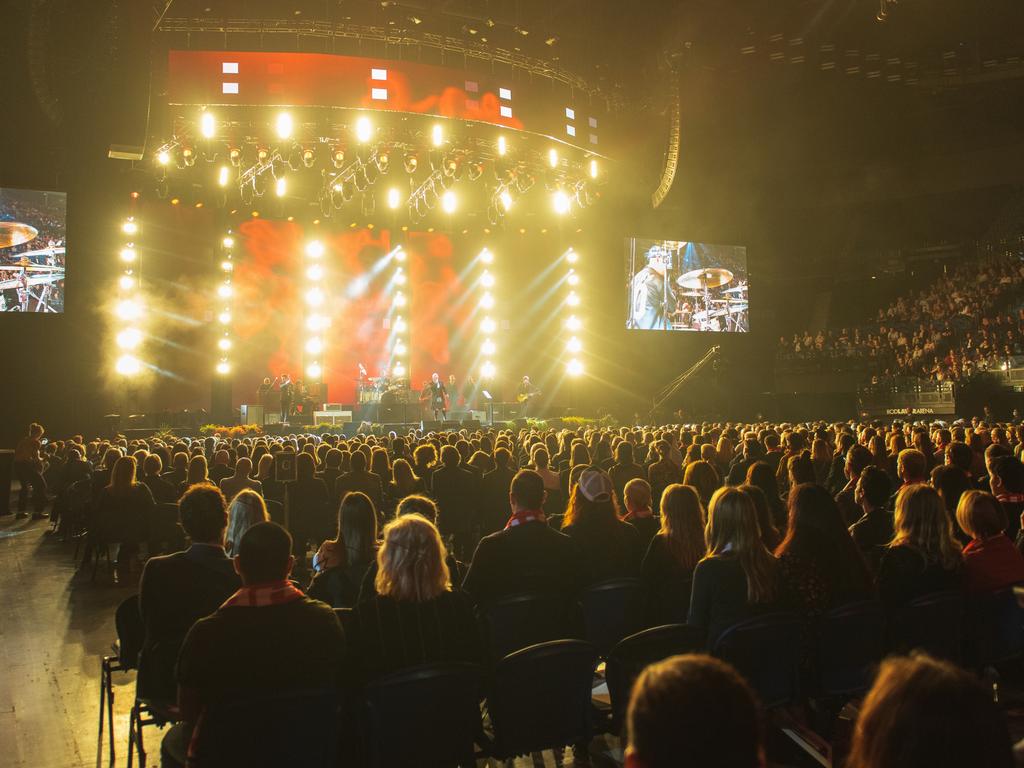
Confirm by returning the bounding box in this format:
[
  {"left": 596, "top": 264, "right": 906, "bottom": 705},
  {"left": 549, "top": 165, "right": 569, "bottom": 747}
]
[
  {"left": 364, "top": 663, "right": 482, "bottom": 768},
  {"left": 485, "top": 640, "right": 600, "bottom": 761},
  {"left": 99, "top": 595, "right": 143, "bottom": 764},
  {"left": 816, "top": 600, "right": 886, "bottom": 699},
  {"left": 712, "top": 612, "right": 802, "bottom": 708},
  {"left": 605, "top": 624, "right": 706, "bottom": 731},
  {"left": 480, "top": 591, "right": 575, "bottom": 662},
  {"left": 579, "top": 578, "right": 645, "bottom": 656},
  {"left": 888, "top": 590, "right": 964, "bottom": 662},
  {"left": 965, "top": 587, "right": 1024, "bottom": 669}
]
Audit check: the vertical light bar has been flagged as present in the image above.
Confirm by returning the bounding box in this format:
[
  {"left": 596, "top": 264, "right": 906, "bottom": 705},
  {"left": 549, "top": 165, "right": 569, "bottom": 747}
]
[
  {"left": 304, "top": 239, "right": 327, "bottom": 383},
  {"left": 215, "top": 232, "right": 234, "bottom": 375},
  {"left": 479, "top": 247, "right": 497, "bottom": 381},
  {"left": 565, "top": 247, "right": 583, "bottom": 376},
  {"left": 114, "top": 208, "right": 143, "bottom": 377},
  {"left": 391, "top": 246, "right": 408, "bottom": 379}
]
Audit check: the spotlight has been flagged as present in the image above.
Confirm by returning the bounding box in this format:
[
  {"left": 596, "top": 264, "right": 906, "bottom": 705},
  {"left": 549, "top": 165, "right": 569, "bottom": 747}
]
[
  {"left": 497, "top": 135, "right": 507, "bottom": 156},
  {"left": 403, "top": 153, "right": 418, "bottom": 174},
  {"left": 481, "top": 317, "right": 496, "bottom": 334},
  {"left": 156, "top": 150, "right": 170, "bottom": 166},
  {"left": 118, "top": 275, "right": 135, "bottom": 291},
  {"left": 182, "top": 147, "right": 196, "bottom": 167},
  {"left": 218, "top": 337, "right": 232, "bottom": 351},
  {"left": 441, "top": 189, "right": 457, "bottom": 213},
  {"left": 221, "top": 260, "right": 233, "bottom": 272},
  {"left": 306, "top": 264, "right": 324, "bottom": 281},
  {"left": 566, "top": 315, "right": 582, "bottom": 331},
  {"left": 394, "top": 341, "right": 407, "bottom": 356},
  {"left": 306, "top": 362, "right": 322, "bottom": 379},
  {"left": 302, "top": 147, "right": 316, "bottom": 168},
  {"left": 306, "top": 314, "right": 327, "bottom": 331},
  {"left": 566, "top": 248, "right": 579, "bottom": 264},
  {"left": 305, "top": 287, "right": 325, "bottom": 306},
  {"left": 481, "top": 271, "right": 495, "bottom": 288},
  {"left": 387, "top": 188, "right": 401, "bottom": 209},
  {"left": 218, "top": 166, "right": 230, "bottom": 187},
  {"left": 200, "top": 111, "right": 216, "bottom": 138},
  {"left": 499, "top": 190, "right": 513, "bottom": 211},
  {"left": 431, "top": 124, "right": 444, "bottom": 147},
  {"left": 229, "top": 147, "right": 241, "bottom": 166},
  {"left": 567, "top": 336, "right": 582, "bottom": 353},
  {"left": 376, "top": 149, "right": 390, "bottom": 173},
  {"left": 218, "top": 284, "right": 233, "bottom": 299},
  {"left": 216, "top": 360, "right": 231, "bottom": 375},
  {"left": 567, "top": 291, "right": 580, "bottom": 307},
  {"left": 568, "top": 271, "right": 580, "bottom": 286},
  {"left": 393, "top": 362, "right": 406, "bottom": 377},
  {"left": 116, "top": 354, "right": 141, "bottom": 376},
  {"left": 122, "top": 219, "right": 138, "bottom": 235},
  {"left": 218, "top": 310, "right": 232, "bottom": 325},
  {"left": 566, "top": 359, "right": 584, "bottom": 376},
  {"left": 306, "top": 240, "right": 325, "bottom": 258},
  {"left": 394, "top": 270, "right": 407, "bottom": 286},
  {"left": 332, "top": 147, "right": 346, "bottom": 168},
  {"left": 116, "top": 299, "right": 142, "bottom": 321},
  {"left": 355, "top": 116, "right": 373, "bottom": 143},
  {"left": 276, "top": 112, "right": 293, "bottom": 139},
  {"left": 395, "top": 248, "right": 407, "bottom": 263},
  {"left": 480, "top": 248, "right": 494, "bottom": 265},
  {"left": 553, "top": 190, "right": 571, "bottom": 215},
  {"left": 119, "top": 247, "right": 137, "bottom": 263},
  {"left": 548, "top": 148, "right": 558, "bottom": 168},
  {"left": 257, "top": 147, "right": 270, "bottom": 163},
  {"left": 275, "top": 176, "right": 287, "bottom": 197},
  {"left": 481, "top": 361, "right": 496, "bottom": 379},
  {"left": 482, "top": 339, "right": 496, "bottom": 355},
  {"left": 222, "top": 236, "right": 235, "bottom": 248},
  {"left": 394, "top": 291, "right": 407, "bottom": 307},
  {"left": 393, "top": 316, "right": 407, "bottom": 332},
  {"left": 305, "top": 337, "right": 323, "bottom": 355},
  {"left": 116, "top": 328, "right": 142, "bottom": 350},
  {"left": 589, "top": 158, "right": 599, "bottom": 179}
]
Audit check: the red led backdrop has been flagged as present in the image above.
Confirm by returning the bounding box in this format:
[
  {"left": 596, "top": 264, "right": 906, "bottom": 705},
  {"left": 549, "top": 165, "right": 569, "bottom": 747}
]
[{"left": 231, "top": 222, "right": 464, "bottom": 404}]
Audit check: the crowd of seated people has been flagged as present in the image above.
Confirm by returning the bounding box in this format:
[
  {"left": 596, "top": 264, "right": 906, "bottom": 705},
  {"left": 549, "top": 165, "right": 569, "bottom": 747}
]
[
  {"left": 12, "top": 414, "right": 1024, "bottom": 765},
  {"left": 778, "top": 250, "right": 1024, "bottom": 382}
]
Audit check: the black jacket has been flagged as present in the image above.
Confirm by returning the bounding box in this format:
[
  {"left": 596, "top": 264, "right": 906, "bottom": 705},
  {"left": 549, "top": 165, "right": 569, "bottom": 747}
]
[
  {"left": 479, "top": 466, "right": 516, "bottom": 536},
  {"left": 431, "top": 465, "right": 479, "bottom": 537},
  {"left": 562, "top": 518, "right": 644, "bottom": 584}
]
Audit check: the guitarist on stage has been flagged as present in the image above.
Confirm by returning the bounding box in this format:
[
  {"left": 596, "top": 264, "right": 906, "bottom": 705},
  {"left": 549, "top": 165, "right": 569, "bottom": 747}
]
[
  {"left": 516, "top": 375, "right": 539, "bottom": 416},
  {"left": 429, "top": 372, "right": 449, "bottom": 421}
]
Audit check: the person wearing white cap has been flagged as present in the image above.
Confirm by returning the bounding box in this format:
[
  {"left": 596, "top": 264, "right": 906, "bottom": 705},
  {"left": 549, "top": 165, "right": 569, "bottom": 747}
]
[{"left": 561, "top": 468, "right": 644, "bottom": 583}]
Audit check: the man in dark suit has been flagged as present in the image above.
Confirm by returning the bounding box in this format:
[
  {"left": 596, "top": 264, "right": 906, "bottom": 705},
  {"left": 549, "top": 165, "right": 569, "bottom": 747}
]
[
  {"left": 208, "top": 449, "right": 233, "bottom": 486},
  {"left": 137, "top": 485, "right": 240, "bottom": 704},
  {"left": 333, "top": 450, "right": 384, "bottom": 514},
  {"left": 479, "top": 447, "right": 517, "bottom": 536},
  {"left": 430, "top": 444, "right": 479, "bottom": 560},
  {"left": 462, "top": 469, "right": 584, "bottom": 605}
]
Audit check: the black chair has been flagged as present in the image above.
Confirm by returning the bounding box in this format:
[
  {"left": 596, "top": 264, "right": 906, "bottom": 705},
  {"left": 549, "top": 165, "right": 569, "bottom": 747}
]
[
  {"left": 965, "top": 587, "right": 1024, "bottom": 669},
  {"left": 364, "top": 663, "right": 482, "bottom": 768},
  {"left": 185, "top": 689, "right": 339, "bottom": 767},
  {"left": 479, "top": 591, "right": 574, "bottom": 662},
  {"left": 265, "top": 498, "right": 285, "bottom": 525},
  {"left": 816, "top": 600, "right": 886, "bottom": 699},
  {"left": 485, "top": 640, "right": 600, "bottom": 760},
  {"left": 889, "top": 590, "right": 964, "bottom": 662},
  {"left": 712, "top": 612, "right": 802, "bottom": 709},
  {"left": 99, "top": 595, "right": 143, "bottom": 765},
  {"left": 605, "top": 624, "right": 706, "bottom": 731},
  {"left": 579, "top": 578, "right": 645, "bottom": 656},
  {"left": 333, "top": 607, "right": 355, "bottom": 637}
]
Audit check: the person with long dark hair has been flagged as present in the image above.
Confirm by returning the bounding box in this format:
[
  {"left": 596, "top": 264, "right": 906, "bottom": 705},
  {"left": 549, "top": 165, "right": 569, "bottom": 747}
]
[
  {"left": 308, "top": 491, "right": 379, "bottom": 608},
  {"left": 562, "top": 469, "right": 643, "bottom": 583},
  {"left": 745, "top": 461, "right": 786, "bottom": 531},
  {"left": 640, "top": 484, "right": 707, "bottom": 624}
]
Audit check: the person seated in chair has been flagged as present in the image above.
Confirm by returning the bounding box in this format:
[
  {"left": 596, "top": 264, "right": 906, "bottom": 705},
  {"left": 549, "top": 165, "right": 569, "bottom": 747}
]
[
  {"left": 219, "top": 456, "right": 263, "bottom": 502},
  {"left": 163, "top": 522, "right": 347, "bottom": 767},
  {"left": 138, "top": 485, "right": 240, "bottom": 706},
  {"left": 462, "top": 469, "right": 584, "bottom": 606},
  {"left": 141, "top": 453, "right": 178, "bottom": 504}
]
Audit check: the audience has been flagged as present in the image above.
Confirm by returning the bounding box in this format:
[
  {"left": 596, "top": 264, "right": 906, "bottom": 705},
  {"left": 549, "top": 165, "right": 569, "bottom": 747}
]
[
  {"left": 640, "top": 483, "right": 706, "bottom": 624},
  {"left": 94, "top": 455, "right": 155, "bottom": 575},
  {"left": 224, "top": 488, "right": 269, "bottom": 556},
  {"left": 848, "top": 465, "right": 894, "bottom": 571},
  {"left": 308, "top": 491, "right": 379, "bottom": 608},
  {"left": 622, "top": 478, "right": 659, "bottom": 551},
  {"left": 430, "top": 444, "right": 478, "bottom": 560},
  {"left": 956, "top": 490, "right": 1024, "bottom": 593},
  {"left": 218, "top": 456, "right": 262, "bottom": 501},
  {"left": 561, "top": 468, "right": 644, "bottom": 583}
]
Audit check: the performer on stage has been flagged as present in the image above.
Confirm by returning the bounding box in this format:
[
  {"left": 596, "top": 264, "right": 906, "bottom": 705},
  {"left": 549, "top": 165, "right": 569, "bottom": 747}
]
[
  {"left": 516, "top": 375, "right": 539, "bottom": 416},
  {"left": 631, "top": 245, "right": 674, "bottom": 330},
  {"left": 279, "top": 374, "right": 293, "bottom": 423},
  {"left": 428, "top": 372, "right": 448, "bottom": 421},
  {"left": 258, "top": 377, "right": 274, "bottom": 401}
]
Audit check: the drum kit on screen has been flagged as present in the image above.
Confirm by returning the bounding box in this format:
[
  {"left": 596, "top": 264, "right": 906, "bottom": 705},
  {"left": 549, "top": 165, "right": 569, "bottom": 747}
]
[{"left": 674, "top": 268, "right": 748, "bottom": 333}]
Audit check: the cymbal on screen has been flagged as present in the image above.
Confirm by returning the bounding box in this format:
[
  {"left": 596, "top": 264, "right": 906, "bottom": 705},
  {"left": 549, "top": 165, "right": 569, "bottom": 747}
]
[
  {"left": 677, "top": 267, "right": 733, "bottom": 289},
  {"left": 0, "top": 222, "right": 39, "bottom": 250}
]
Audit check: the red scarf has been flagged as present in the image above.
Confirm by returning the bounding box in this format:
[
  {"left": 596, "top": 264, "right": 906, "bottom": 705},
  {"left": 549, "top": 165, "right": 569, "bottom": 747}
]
[
  {"left": 997, "top": 493, "right": 1024, "bottom": 505},
  {"left": 220, "top": 580, "right": 304, "bottom": 608},
  {"left": 505, "top": 509, "right": 546, "bottom": 529}
]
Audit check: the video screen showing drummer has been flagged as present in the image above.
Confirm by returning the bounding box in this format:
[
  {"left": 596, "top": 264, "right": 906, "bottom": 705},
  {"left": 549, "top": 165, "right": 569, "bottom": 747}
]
[{"left": 625, "top": 238, "right": 749, "bottom": 333}]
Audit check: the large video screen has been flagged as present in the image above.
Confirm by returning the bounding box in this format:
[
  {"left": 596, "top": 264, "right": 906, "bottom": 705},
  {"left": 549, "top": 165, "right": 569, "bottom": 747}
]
[
  {"left": 626, "top": 237, "right": 747, "bottom": 333},
  {"left": 0, "top": 187, "right": 66, "bottom": 313}
]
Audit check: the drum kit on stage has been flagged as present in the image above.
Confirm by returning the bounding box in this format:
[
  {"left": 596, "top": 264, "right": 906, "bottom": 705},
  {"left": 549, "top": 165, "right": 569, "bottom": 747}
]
[
  {"left": 357, "top": 377, "right": 414, "bottom": 405},
  {"left": 673, "top": 268, "right": 748, "bottom": 333}
]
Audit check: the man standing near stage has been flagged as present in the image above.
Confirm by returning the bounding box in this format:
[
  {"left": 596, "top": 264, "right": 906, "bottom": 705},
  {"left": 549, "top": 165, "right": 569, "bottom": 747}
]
[
  {"left": 631, "top": 245, "right": 673, "bottom": 330},
  {"left": 429, "top": 372, "right": 448, "bottom": 421},
  {"left": 517, "top": 375, "right": 538, "bottom": 417},
  {"left": 279, "top": 374, "right": 293, "bottom": 424}
]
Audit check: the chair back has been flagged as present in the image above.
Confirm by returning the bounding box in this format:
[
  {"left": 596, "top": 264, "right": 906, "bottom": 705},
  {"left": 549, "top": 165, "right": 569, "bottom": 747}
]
[
  {"left": 579, "top": 578, "right": 644, "bottom": 656},
  {"left": 265, "top": 498, "right": 285, "bottom": 525},
  {"left": 114, "top": 595, "right": 144, "bottom": 670},
  {"left": 150, "top": 503, "right": 185, "bottom": 555},
  {"left": 817, "top": 600, "right": 886, "bottom": 698},
  {"left": 333, "top": 607, "right": 356, "bottom": 637},
  {"left": 487, "top": 640, "right": 600, "bottom": 760},
  {"left": 364, "top": 663, "right": 481, "bottom": 768},
  {"left": 190, "top": 689, "right": 339, "bottom": 767},
  {"left": 890, "top": 590, "right": 964, "bottom": 662},
  {"left": 481, "top": 591, "right": 574, "bottom": 662},
  {"left": 965, "top": 587, "right": 1024, "bottom": 668},
  {"left": 712, "top": 612, "right": 801, "bottom": 708},
  {"left": 606, "top": 624, "right": 706, "bottom": 729}
]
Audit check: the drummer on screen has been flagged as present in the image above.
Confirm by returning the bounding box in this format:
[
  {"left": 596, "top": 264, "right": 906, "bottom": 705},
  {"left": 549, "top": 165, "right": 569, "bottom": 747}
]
[{"left": 631, "top": 245, "right": 674, "bottom": 330}]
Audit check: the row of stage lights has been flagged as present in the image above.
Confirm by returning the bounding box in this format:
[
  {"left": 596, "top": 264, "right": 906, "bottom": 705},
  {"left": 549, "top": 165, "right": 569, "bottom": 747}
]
[
  {"left": 114, "top": 212, "right": 143, "bottom": 377},
  {"left": 304, "top": 240, "right": 327, "bottom": 381},
  {"left": 389, "top": 246, "right": 408, "bottom": 379},
  {"left": 215, "top": 234, "right": 235, "bottom": 375},
  {"left": 564, "top": 247, "right": 584, "bottom": 376},
  {"left": 478, "top": 247, "right": 498, "bottom": 380},
  {"left": 154, "top": 111, "right": 601, "bottom": 225}
]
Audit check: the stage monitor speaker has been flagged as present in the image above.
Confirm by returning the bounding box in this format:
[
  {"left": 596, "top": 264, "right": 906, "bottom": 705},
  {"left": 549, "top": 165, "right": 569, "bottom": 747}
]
[
  {"left": 106, "top": 0, "right": 152, "bottom": 160},
  {"left": 461, "top": 419, "right": 480, "bottom": 429},
  {"left": 240, "top": 404, "right": 264, "bottom": 426},
  {"left": 442, "top": 420, "right": 461, "bottom": 430},
  {"left": 423, "top": 420, "right": 443, "bottom": 432}
]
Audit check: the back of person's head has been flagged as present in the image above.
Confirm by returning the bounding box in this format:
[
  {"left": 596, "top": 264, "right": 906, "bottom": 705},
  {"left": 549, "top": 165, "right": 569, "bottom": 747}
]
[
  {"left": 616, "top": 441, "right": 635, "bottom": 464},
  {"left": 683, "top": 460, "right": 720, "bottom": 507},
  {"left": 234, "top": 456, "right": 252, "bottom": 476},
  {"left": 706, "top": 487, "right": 776, "bottom": 603},
  {"left": 237, "top": 522, "right": 294, "bottom": 584},
  {"left": 510, "top": 469, "right": 546, "bottom": 511},
  {"left": 787, "top": 451, "right": 815, "bottom": 486},
  {"left": 659, "top": 484, "right": 706, "bottom": 570},
  {"left": 956, "top": 490, "right": 1007, "bottom": 541},
  {"left": 143, "top": 453, "right": 162, "bottom": 477},
  {"left": 494, "top": 446, "right": 512, "bottom": 469},
  {"left": 986, "top": 442, "right": 1012, "bottom": 467},
  {"left": 375, "top": 513, "right": 450, "bottom": 602},
  {"left": 857, "top": 466, "right": 892, "bottom": 510},
  {"left": 440, "top": 444, "right": 460, "bottom": 468},
  {"left": 739, "top": 483, "right": 779, "bottom": 550},
  {"left": 991, "top": 455, "right": 1024, "bottom": 494},
  {"left": 897, "top": 448, "right": 928, "bottom": 482},
  {"left": 187, "top": 454, "right": 209, "bottom": 484},
  {"left": 396, "top": 493, "right": 439, "bottom": 522},
  {"left": 28, "top": 422, "right": 44, "bottom": 438},
  {"left": 563, "top": 469, "right": 618, "bottom": 527},
  {"left": 846, "top": 653, "right": 1013, "bottom": 768},
  {"left": 930, "top": 464, "right": 973, "bottom": 514},
  {"left": 745, "top": 461, "right": 779, "bottom": 499},
  {"left": 180, "top": 484, "right": 229, "bottom": 544},
  {"left": 350, "top": 449, "right": 367, "bottom": 472},
  {"left": 226, "top": 489, "right": 269, "bottom": 554},
  {"left": 780, "top": 483, "right": 869, "bottom": 589},
  {"left": 892, "top": 483, "right": 961, "bottom": 568},
  {"left": 846, "top": 444, "right": 874, "bottom": 478},
  {"left": 626, "top": 654, "right": 762, "bottom": 768},
  {"left": 624, "top": 478, "right": 653, "bottom": 512},
  {"left": 339, "top": 491, "right": 378, "bottom": 564},
  {"left": 945, "top": 441, "right": 973, "bottom": 473},
  {"left": 108, "top": 456, "right": 137, "bottom": 493},
  {"left": 296, "top": 451, "right": 315, "bottom": 480}
]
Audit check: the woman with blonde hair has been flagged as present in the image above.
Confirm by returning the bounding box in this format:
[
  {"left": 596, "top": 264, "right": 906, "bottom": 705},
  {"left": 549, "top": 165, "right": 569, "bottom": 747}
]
[
  {"left": 178, "top": 454, "right": 210, "bottom": 497},
  {"left": 687, "top": 486, "right": 778, "bottom": 645},
  {"left": 876, "top": 483, "right": 962, "bottom": 613},
  {"left": 350, "top": 514, "right": 480, "bottom": 681},
  {"left": 224, "top": 488, "right": 269, "bottom": 556},
  {"left": 641, "top": 484, "right": 707, "bottom": 623},
  {"left": 683, "top": 459, "right": 719, "bottom": 509}
]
